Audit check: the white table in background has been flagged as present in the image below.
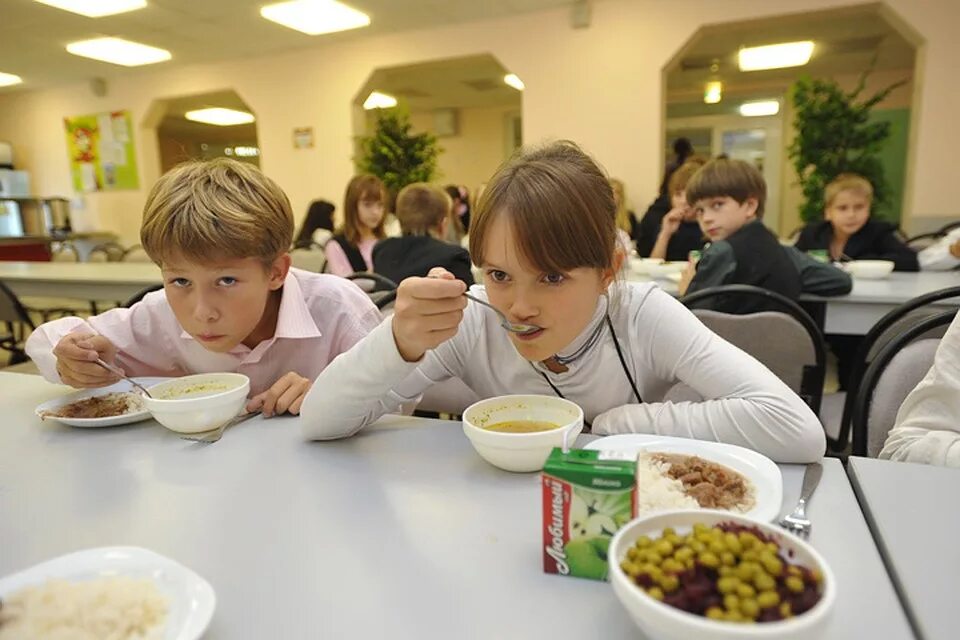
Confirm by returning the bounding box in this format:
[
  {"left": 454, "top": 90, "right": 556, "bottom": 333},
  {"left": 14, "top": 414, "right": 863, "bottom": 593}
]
[
  {"left": 801, "top": 271, "right": 959, "bottom": 335},
  {"left": 0, "top": 372, "right": 913, "bottom": 639},
  {"left": 848, "top": 456, "right": 960, "bottom": 640},
  {"left": 0, "top": 260, "right": 161, "bottom": 302}
]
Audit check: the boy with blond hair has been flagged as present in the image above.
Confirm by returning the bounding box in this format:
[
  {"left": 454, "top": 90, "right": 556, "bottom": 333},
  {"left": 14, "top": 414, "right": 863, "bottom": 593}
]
[
  {"left": 795, "top": 173, "right": 918, "bottom": 271},
  {"left": 372, "top": 182, "right": 474, "bottom": 285},
  {"left": 26, "top": 158, "right": 381, "bottom": 416},
  {"left": 678, "top": 159, "right": 850, "bottom": 310}
]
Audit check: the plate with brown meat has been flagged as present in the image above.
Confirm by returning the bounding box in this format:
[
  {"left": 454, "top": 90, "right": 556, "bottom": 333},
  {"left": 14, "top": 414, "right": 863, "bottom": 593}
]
[
  {"left": 584, "top": 434, "right": 782, "bottom": 522},
  {"left": 34, "top": 378, "right": 171, "bottom": 427}
]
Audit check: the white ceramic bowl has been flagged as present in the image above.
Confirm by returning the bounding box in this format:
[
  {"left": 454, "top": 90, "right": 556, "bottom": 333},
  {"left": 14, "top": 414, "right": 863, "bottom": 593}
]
[
  {"left": 462, "top": 395, "right": 584, "bottom": 472},
  {"left": 647, "top": 261, "right": 688, "bottom": 279},
  {"left": 609, "top": 510, "right": 836, "bottom": 640},
  {"left": 144, "top": 373, "right": 250, "bottom": 434},
  {"left": 629, "top": 257, "right": 664, "bottom": 275},
  {"left": 845, "top": 259, "right": 894, "bottom": 279}
]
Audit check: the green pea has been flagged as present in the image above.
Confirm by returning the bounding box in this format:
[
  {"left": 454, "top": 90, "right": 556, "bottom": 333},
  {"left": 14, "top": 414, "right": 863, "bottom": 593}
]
[
  {"left": 761, "top": 555, "right": 784, "bottom": 577},
  {"left": 655, "top": 539, "right": 674, "bottom": 557},
  {"left": 724, "top": 532, "right": 743, "bottom": 555},
  {"left": 661, "top": 558, "right": 683, "bottom": 574},
  {"left": 648, "top": 586, "right": 664, "bottom": 601},
  {"left": 785, "top": 576, "right": 805, "bottom": 594},
  {"left": 674, "top": 547, "right": 694, "bottom": 563},
  {"left": 660, "top": 574, "right": 680, "bottom": 592},
  {"left": 736, "top": 583, "right": 756, "bottom": 599},
  {"left": 718, "top": 566, "right": 734, "bottom": 577},
  {"left": 779, "top": 602, "right": 793, "bottom": 618},
  {"left": 690, "top": 540, "right": 707, "bottom": 554},
  {"left": 662, "top": 527, "right": 676, "bottom": 537},
  {"left": 705, "top": 606, "right": 725, "bottom": 620},
  {"left": 726, "top": 610, "right": 745, "bottom": 623},
  {"left": 721, "top": 551, "right": 736, "bottom": 567},
  {"left": 724, "top": 594, "right": 740, "bottom": 611},
  {"left": 735, "top": 563, "right": 755, "bottom": 581},
  {"left": 757, "top": 590, "right": 780, "bottom": 609},
  {"left": 754, "top": 573, "right": 776, "bottom": 592},
  {"left": 635, "top": 535, "right": 652, "bottom": 549},
  {"left": 699, "top": 552, "right": 720, "bottom": 569},
  {"left": 740, "top": 598, "right": 760, "bottom": 619},
  {"left": 717, "top": 576, "right": 740, "bottom": 594},
  {"left": 646, "top": 551, "right": 663, "bottom": 565}
]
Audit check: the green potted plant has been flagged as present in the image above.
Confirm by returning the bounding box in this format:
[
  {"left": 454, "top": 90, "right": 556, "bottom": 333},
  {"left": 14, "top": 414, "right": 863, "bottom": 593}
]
[
  {"left": 788, "top": 69, "right": 906, "bottom": 223},
  {"left": 356, "top": 106, "right": 441, "bottom": 208}
]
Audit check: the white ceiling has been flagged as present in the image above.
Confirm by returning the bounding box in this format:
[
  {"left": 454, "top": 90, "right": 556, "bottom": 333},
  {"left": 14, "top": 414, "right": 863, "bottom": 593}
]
[
  {"left": 666, "top": 5, "right": 916, "bottom": 105},
  {"left": 0, "top": 0, "right": 571, "bottom": 92}
]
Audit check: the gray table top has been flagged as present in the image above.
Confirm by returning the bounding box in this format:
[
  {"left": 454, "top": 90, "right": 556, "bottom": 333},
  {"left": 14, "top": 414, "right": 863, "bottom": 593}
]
[
  {"left": 0, "top": 372, "right": 913, "bottom": 639},
  {"left": 848, "top": 456, "right": 960, "bottom": 640}
]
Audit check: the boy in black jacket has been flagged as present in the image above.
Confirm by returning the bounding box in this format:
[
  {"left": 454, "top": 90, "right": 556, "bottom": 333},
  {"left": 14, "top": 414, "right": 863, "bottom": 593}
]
[
  {"left": 678, "top": 159, "right": 851, "bottom": 313},
  {"left": 794, "top": 173, "right": 918, "bottom": 271},
  {"left": 373, "top": 183, "right": 474, "bottom": 286}
]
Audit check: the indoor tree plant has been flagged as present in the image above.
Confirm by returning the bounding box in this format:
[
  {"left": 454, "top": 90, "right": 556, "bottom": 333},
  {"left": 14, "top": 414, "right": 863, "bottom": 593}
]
[
  {"left": 788, "top": 68, "right": 906, "bottom": 222},
  {"left": 356, "top": 106, "right": 441, "bottom": 208}
]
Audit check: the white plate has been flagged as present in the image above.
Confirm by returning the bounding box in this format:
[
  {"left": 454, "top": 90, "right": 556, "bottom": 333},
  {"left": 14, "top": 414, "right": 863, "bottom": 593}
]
[
  {"left": 584, "top": 434, "right": 783, "bottom": 522},
  {"left": 0, "top": 546, "right": 215, "bottom": 640},
  {"left": 35, "top": 377, "right": 171, "bottom": 427}
]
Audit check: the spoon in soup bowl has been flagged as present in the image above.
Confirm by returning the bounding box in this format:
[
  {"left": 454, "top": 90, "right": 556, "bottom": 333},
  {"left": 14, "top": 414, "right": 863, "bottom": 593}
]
[{"left": 463, "top": 292, "right": 541, "bottom": 335}]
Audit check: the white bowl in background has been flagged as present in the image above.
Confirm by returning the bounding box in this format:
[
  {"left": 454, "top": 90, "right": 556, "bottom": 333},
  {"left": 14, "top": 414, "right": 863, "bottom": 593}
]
[
  {"left": 845, "top": 259, "right": 895, "bottom": 279},
  {"left": 647, "top": 261, "right": 688, "bottom": 279},
  {"left": 629, "top": 257, "right": 664, "bottom": 275},
  {"left": 461, "top": 394, "right": 583, "bottom": 472},
  {"left": 144, "top": 373, "right": 249, "bottom": 434},
  {"left": 609, "top": 510, "right": 836, "bottom": 640}
]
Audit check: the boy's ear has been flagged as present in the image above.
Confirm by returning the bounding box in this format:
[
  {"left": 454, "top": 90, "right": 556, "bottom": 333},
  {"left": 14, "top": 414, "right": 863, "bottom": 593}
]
[
  {"left": 744, "top": 198, "right": 759, "bottom": 218},
  {"left": 269, "top": 253, "right": 292, "bottom": 290}
]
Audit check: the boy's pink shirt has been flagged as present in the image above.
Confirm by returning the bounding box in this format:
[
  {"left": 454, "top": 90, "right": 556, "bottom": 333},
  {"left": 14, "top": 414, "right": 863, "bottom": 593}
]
[{"left": 25, "top": 268, "right": 382, "bottom": 396}]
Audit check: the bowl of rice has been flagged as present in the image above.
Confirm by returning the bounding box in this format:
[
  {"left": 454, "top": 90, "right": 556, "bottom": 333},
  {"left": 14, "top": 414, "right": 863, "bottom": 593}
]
[{"left": 143, "top": 373, "right": 249, "bottom": 434}]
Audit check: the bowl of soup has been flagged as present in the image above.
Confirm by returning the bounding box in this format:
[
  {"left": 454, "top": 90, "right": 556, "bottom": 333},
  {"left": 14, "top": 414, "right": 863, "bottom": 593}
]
[
  {"left": 143, "top": 373, "right": 249, "bottom": 434},
  {"left": 844, "top": 260, "right": 894, "bottom": 279},
  {"left": 462, "top": 395, "right": 584, "bottom": 472}
]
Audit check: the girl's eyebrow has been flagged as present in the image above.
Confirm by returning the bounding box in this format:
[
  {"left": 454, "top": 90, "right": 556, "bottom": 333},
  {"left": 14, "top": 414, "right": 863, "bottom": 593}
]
[{"left": 481, "top": 261, "right": 508, "bottom": 271}]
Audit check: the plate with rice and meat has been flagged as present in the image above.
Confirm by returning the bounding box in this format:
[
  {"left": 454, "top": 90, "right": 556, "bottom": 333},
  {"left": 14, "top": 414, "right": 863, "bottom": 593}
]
[
  {"left": 584, "top": 434, "right": 783, "bottom": 522},
  {"left": 34, "top": 378, "right": 171, "bottom": 427}
]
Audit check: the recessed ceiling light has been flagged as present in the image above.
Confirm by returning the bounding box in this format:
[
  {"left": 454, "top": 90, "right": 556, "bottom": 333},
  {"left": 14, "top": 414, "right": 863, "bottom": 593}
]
[
  {"left": 184, "top": 108, "right": 256, "bottom": 126},
  {"left": 34, "top": 0, "right": 147, "bottom": 18},
  {"left": 504, "top": 73, "right": 525, "bottom": 91},
  {"left": 0, "top": 72, "right": 23, "bottom": 87},
  {"left": 66, "top": 37, "right": 171, "bottom": 66},
  {"left": 739, "top": 100, "right": 780, "bottom": 117},
  {"left": 260, "top": 0, "right": 370, "bottom": 36},
  {"left": 362, "top": 92, "right": 397, "bottom": 110},
  {"left": 738, "top": 41, "right": 814, "bottom": 72},
  {"left": 704, "top": 81, "right": 722, "bottom": 104}
]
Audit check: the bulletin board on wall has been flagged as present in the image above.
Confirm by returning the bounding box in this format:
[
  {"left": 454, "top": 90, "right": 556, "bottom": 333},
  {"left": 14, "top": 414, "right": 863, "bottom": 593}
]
[{"left": 63, "top": 110, "right": 139, "bottom": 192}]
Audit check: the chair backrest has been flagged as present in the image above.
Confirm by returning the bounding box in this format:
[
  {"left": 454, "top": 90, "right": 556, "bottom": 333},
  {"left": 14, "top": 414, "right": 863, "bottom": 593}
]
[
  {"left": 289, "top": 247, "right": 327, "bottom": 273},
  {"left": 0, "top": 280, "right": 35, "bottom": 328},
  {"left": 905, "top": 232, "right": 943, "bottom": 251},
  {"left": 345, "top": 272, "right": 398, "bottom": 293},
  {"left": 121, "top": 245, "right": 154, "bottom": 263},
  {"left": 122, "top": 283, "right": 164, "bottom": 308},
  {"left": 833, "top": 285, "right": 960, "bottom": 448},
  {"left": 851, "top": 309, "right": 958, "bottom": 457},
  {"left": 681, "top": 284, "right": 827, "bottom": 417}
]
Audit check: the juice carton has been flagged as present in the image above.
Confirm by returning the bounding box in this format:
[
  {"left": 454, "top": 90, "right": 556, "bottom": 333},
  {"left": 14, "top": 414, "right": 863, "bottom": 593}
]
[{"left": 542, "top": 447, "right": 637, "bottom": 580}]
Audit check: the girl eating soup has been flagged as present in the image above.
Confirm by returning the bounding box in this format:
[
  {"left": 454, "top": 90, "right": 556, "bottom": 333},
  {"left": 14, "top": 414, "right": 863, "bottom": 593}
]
[{"left": 302, "top": 141, "right": 824, "bottom": 463}]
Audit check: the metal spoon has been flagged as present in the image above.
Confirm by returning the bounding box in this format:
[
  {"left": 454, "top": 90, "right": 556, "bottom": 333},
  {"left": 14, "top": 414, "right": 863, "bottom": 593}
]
[
  {"left": 463, "top": 292, "right": 540, "bottom": 334},
  {"left": 94, "top": 358, "right": 153, "bottom": 398}
]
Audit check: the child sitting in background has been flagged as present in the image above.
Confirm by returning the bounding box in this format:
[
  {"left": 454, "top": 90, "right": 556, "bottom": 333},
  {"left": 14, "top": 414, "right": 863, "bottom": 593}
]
[
  {"left": 301, "top": 141, "right": 825, "bottom": 463},
  {"left": 325, "top": 175, "right": 388, "bottom": 276},
  {"left": 679, "top": 159, "right": 851, "bottom": 307},
  {"left": 26, "top": 159, "right": 381, "bottom": 417},
  {"left": 373, "top": 183, "right": 474, "bottom": 286},
  {"left": 794, "top": 173, "right": 918, "bottom": 271},
  {"left": 647, "top": 157, "right": 708, "bottom": 261}
]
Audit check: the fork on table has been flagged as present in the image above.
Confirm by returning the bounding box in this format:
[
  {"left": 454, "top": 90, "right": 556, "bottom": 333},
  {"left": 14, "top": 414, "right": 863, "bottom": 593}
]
[{"left": 778, "top": 462, "right": 823, "bottom": 539}]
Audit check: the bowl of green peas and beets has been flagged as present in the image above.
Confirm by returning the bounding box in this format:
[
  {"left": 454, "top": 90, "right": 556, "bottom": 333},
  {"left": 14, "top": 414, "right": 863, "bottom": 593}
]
[{"left": 608, "top": 510, "right": 835, "bottom": 640}]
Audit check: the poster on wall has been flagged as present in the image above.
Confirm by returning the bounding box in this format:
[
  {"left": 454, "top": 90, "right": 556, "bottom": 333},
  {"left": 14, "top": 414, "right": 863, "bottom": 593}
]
[{"left": 63, "top": 110, "right": 139, "bottom": 192}]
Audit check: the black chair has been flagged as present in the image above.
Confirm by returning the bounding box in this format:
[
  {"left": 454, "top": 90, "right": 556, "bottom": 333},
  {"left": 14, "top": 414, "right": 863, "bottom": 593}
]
[
  {"left": 345, "top": 273, "right": 399, "bottom": 310},
  {"left": 832, "top": 285, "right": 960, "bottom": 452},
  {"left": 680, "top": 285, "right": 828, "bottom": 426},
  {"left": 122, "top": 284, "right": 164, "bottom": 308},
  {"left": 0, "top": 281, "right": 37, "bottom": 366},
  {"left": 88, "top": 241, "right": 126, "bottom": 262},
  {"left": 851, "top": 309, "right": 958, "bottom": 457},
  {"left": 905, "top": 232, "right": 942, "bottom": 251}
]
